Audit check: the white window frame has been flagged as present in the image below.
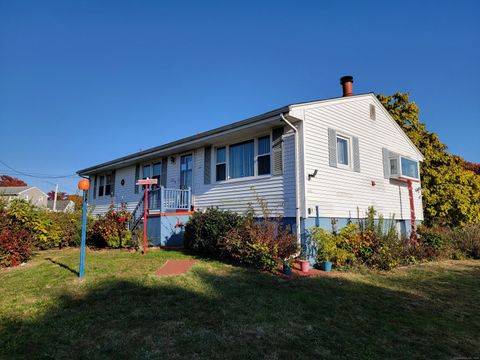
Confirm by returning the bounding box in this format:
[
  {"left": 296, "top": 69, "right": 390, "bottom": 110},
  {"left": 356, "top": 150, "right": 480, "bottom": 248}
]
[
  {"left": 214, "top": 132, "right": 272, "bottom": 183},
  {"left": 256, "top": 135, "right": 272, "bottom": 176},
  {"left": 215, "top": 146, "right": 227, "bottom": 182},
  {"left": 388, "top": 155, "right": 420, "bottom": 180},
  {"left": 97, "top": 173, "right": 112, "bottom": 197},
  {"left": 336, "top": 134, "right": 352, "bottom": 170}
]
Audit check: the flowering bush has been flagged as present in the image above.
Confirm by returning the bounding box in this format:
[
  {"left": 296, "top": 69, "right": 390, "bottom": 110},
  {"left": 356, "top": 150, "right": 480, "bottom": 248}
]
[{"left": 88, "top": 203, "right": 132, "bottom": 248}]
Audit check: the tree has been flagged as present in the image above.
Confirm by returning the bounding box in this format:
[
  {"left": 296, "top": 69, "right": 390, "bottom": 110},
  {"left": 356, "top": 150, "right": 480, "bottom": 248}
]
[
  {"left": 464, "top": 161, "right": 480, "bottom": 175},
  {"left": 377, "top": 92, "right": 480, "bottom": 227},
  {"left": 47, "top": 191, "right": 68, "bottom": 201},
  {"left": 68, "top": 194, "right": 83, "bottom": 209},
  {"left": 0, "top": 175, "right": 27, "bottom": 187}
]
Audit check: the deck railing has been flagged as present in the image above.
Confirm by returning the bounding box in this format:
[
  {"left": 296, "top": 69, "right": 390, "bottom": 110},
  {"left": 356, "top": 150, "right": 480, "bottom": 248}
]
[{"left": 129, "top": 186, "right": 191, "bottom": 231}]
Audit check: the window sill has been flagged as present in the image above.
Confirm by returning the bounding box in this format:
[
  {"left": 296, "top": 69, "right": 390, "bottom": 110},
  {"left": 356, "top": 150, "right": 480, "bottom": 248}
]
[{"left": 214, "top": 174, "right": 274, "bottom": 185}]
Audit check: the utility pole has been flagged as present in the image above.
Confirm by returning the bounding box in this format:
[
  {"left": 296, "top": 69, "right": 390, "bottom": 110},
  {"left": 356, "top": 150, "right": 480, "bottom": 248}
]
[{"left": 53, "top": 184, "right": 58, "bottom": 212}]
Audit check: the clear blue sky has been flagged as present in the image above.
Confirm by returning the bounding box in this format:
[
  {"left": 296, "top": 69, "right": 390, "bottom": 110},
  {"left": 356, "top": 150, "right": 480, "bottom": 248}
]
[{"left": 1, "top": 0, "right": 479, "bottom": 194}]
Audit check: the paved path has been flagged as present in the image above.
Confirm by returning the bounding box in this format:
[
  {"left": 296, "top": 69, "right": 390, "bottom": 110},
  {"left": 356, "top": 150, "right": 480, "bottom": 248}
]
[{"left": 156, "top": 259, "right": 196, "bottom": 276}]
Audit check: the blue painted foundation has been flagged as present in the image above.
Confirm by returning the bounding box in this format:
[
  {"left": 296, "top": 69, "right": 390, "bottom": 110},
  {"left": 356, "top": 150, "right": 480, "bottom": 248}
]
[{"left": 140, "top": 214, "right": 192, "bottom": 247}]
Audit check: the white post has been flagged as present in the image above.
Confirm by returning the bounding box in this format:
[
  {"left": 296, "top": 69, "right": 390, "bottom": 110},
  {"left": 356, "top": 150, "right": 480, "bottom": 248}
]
[{"left": 53, "top": 184, "right": 58, "bottom": 212}]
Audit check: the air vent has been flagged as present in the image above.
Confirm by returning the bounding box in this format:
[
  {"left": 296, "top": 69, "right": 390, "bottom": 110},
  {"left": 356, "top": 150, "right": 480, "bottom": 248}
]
[{"left": 370, "top": 104, "right": 376, "bottom": 120}]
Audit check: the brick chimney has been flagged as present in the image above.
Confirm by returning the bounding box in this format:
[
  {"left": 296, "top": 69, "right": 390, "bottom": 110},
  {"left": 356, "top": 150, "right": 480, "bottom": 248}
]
[{"left": 340, "top": 76, "right": 353, "bottom": 96}]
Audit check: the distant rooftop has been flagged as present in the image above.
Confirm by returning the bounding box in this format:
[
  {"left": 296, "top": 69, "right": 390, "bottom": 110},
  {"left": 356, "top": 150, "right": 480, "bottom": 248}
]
[{"left": 0, "top": 186, "right": 32, "bottom": 195}]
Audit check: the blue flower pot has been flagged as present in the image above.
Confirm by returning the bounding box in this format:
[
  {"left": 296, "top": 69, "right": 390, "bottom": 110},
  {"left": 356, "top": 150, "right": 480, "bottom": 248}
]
[
  {"left": 283, "top": 261, "right": 292, "bottom": 275},
  {"left": 322, "top": 261, "right": 332, "bottom": 272}
]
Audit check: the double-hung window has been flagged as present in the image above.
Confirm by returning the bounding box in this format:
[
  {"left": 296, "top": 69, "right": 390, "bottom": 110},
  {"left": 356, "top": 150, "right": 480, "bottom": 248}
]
[
  {"left": 229, "top": 140, "right": 254, "bottom": 179},
  {"left": 257, "top": 136, "right": 271, "bottom": 176},
  {"left": 104, "top": 175, "right": 112, "bottom": 196},
  {"left": 336, "top": 135, "right": 351, "bottom": 167},
  {"left": 152, "top": 162, "right": 161, "bottom": 188},
  {"left": 142, "top": 165, "right": 151, "bottom": 179},
  {"left": 98, "top": 176, "right": 105, "bottom": 197},
  {"left": 216, "top": 147, "right": 226, "bottom": 181}
]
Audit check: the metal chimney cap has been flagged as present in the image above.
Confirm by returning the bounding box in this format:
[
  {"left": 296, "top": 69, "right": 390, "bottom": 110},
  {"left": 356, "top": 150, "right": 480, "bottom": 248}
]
[{"left": 340, "top": 75, "right": 354, "bottom": 84}]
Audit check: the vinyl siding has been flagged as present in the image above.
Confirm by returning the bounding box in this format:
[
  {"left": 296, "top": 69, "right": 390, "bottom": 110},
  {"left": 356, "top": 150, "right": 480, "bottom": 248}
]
[
  {"left": 87, "top": 128, "right": 297, "bottom": 218},
  {"left": 301, "top": 95, "right": 424, "bottom": 221},
  {"left": 193, "top": 132, "right": 296, "bottom": 217}
]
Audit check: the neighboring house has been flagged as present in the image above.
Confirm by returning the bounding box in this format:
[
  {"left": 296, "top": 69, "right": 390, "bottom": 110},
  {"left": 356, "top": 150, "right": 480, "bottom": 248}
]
[
  {"left": 0, "top": 186, "right": 48, "bottom": 208},
  {"left": 78, "top": 77, "right": 424, "bottom": 246},
  {"left": 47, "top": 200, "right": 75, "bottom": 213}
]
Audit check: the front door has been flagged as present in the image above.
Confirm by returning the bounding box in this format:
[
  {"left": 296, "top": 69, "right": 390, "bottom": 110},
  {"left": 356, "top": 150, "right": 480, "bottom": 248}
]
[{"left": 180, "top": 154, "right": 193, "bottom": 190}]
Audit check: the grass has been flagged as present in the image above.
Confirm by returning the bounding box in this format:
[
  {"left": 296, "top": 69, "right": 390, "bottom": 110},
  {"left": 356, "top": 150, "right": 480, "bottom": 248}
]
[{"left": 1, "top": 249, "right": 479, "bottom": 360}]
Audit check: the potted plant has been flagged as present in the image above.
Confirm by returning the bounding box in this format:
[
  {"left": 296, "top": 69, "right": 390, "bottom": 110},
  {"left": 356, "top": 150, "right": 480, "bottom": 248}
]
[
  {"left": 298, "top": 256, "right": 310, "bottom": 273},
  {"left": 312, "top": 228, "right": 337, "bottom": 272},
  {"left": 282, "top": 258, "right": 293, "bottom": 275}
]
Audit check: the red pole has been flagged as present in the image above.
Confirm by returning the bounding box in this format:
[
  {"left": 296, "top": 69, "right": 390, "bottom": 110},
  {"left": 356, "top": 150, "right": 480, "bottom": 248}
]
[
  {"left": 143, "top": 185, "right": 148, "bottom": 255},
  {"left": 407, "top": 179, "right": 417, "bottom": 242}
]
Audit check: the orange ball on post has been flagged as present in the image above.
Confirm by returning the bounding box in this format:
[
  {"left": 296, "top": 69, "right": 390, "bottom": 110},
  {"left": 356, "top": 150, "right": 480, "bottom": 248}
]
[{"left": 78, "top": 179, "right": 90, "bottom": 191}]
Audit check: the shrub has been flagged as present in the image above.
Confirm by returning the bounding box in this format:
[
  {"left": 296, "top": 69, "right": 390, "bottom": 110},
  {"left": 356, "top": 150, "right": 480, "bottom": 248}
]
[
  {"left": 221, "top": 215, "right": 298, "bottom": 272},
  {"left": 451, "top": 224, "right": 480, "bottom": 259},
  {"left": 183, "top": 208, "right": 243, "bottom": 255},
  {"left": 88, "top": 203, "right": 132, "bottom": 248},
  {"left": 0, "top": 212, "right": 33, "bottom": 268},
  {"left": 184, "top": 207, "right": 298, "bottom": 272}
]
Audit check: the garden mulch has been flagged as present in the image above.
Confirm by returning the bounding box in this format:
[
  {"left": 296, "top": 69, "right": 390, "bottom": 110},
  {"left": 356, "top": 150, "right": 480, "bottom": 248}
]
[{"left": 155, "top": 259, "right": 196, "bottom": 276}]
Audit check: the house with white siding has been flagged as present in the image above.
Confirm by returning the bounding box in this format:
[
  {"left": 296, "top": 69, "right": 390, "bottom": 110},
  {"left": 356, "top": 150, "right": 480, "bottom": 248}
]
[{"left": 77, "top": 76, "right": 424, "bottom": 246}]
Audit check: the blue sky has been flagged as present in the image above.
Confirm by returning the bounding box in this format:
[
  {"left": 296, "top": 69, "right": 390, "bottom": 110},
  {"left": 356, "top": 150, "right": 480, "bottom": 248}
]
[{"left": 1, "top": 0, "right": 479, "bottom": 194}]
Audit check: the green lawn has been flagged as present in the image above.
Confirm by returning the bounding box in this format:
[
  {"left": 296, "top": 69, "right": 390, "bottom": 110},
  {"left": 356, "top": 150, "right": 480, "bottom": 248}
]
[{"left": 1, "top": 249, "right": 479, "bottom": 360}]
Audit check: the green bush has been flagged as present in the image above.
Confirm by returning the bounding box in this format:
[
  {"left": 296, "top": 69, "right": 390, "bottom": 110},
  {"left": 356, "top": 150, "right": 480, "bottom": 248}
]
[
  {"left": 183, "top": 208, "right": 243, "bottom": 255},
  {"left": 184, "top": 208, "right": 298, "bottom": 272}
]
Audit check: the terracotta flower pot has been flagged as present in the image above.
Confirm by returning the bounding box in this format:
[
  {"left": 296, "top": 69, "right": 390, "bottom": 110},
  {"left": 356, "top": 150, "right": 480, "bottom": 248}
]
[{"left": 299, "top": 260, "right": 310, "bottom": 273}]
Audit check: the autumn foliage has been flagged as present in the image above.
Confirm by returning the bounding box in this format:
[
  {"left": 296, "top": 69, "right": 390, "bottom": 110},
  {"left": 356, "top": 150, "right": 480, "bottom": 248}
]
[
  {"left": 0, "top": 175, "right": 27, "bottom": 187},
  {"left": 378, "top": 93, "right": 480, "bottom": 226}
]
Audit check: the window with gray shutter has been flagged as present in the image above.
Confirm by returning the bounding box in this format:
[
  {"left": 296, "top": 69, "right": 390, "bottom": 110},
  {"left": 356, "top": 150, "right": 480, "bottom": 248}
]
[
  {"left": 134, "top": 165, "right": 140, "bottom": 194},
  {"left": 204, "top": 146, "right": 211, "bottom": 184},
  {"left": 328, "top": 128, "right": 337, "bottom": 167},
  {"left": 352, "top": 137, "right": 360, "bottom": 172},
  {"left": 272, "top": 127, "right": 284, "bottom": 175},
  {"left": 161, "top": 157, "right": 168, "bottom": 187}
]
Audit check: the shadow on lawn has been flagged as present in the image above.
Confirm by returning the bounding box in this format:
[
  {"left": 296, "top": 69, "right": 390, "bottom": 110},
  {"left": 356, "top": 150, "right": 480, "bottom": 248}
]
[
  {"left": 1, "top": 264, "right": 479, "bottom": 360},
  {"left": 44, "top": 257, "right": 79, "bottom": 276}
]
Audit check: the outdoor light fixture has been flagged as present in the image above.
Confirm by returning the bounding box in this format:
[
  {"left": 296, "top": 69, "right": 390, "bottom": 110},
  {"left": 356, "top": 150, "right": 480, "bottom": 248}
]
[
  {"left": 170, "top": 156, "right": 176, "bottom": 163},
  {"left": 308, "top": 169, "right": 318, "bottom": 181}
]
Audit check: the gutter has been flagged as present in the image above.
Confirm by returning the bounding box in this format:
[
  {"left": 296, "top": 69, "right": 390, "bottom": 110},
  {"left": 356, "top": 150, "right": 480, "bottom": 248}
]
[{"left": 280, "top": 113, "right": 301, "bottom": 244}]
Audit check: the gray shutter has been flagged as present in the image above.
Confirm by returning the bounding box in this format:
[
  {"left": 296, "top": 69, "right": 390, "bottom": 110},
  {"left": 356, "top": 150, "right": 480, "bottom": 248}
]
[
  {"left": 204, "top": 146, "right": 211, "bottom": 184},
  {"left": 111, "top": 170, "right": 116, "bottom": 196},
  {"left": 93, "top": 175, "right": 98, "bottom": 199},
  {"left": 352, "top": 137, "right": 360, "bottom": 172},
  {"left": 328, "top": 128, "right": 337, "bottom": 167},
  {"left": 382, "top": 148, "right": 390, "bottom": 179},
  {"left": 272, "top": 127, "right": 284, "bottom": 175},
  {"left": 134, "top": 164, "right": 140, "bottom": 194},
  {"left": 161, "top": 157, "right": 168, "bottom": 187}
]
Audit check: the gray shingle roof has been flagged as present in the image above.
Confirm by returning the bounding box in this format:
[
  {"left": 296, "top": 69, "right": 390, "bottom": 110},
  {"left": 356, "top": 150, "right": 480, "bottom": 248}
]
[{"left": 0, "top": 186, "right": 31, "bottom": 195}]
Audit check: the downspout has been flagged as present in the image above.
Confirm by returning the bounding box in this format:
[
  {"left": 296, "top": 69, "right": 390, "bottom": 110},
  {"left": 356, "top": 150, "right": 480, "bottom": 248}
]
[{"left": 280, "top": 113, "right": 301, "bottom": 244}]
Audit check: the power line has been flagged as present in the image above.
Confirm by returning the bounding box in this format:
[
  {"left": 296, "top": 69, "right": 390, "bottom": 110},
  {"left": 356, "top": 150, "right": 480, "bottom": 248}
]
[{"left": 0, "top": 160, "right": 78, "bottom": 179}]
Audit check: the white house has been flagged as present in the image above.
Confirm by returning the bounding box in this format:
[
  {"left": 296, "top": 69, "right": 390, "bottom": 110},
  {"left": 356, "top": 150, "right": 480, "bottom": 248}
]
[
  {"left": 78, "top": 77, "right": 424, "bottom": 246},
  {"left": 0, "top": 186, "right": 48, "bottom": 208}
]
